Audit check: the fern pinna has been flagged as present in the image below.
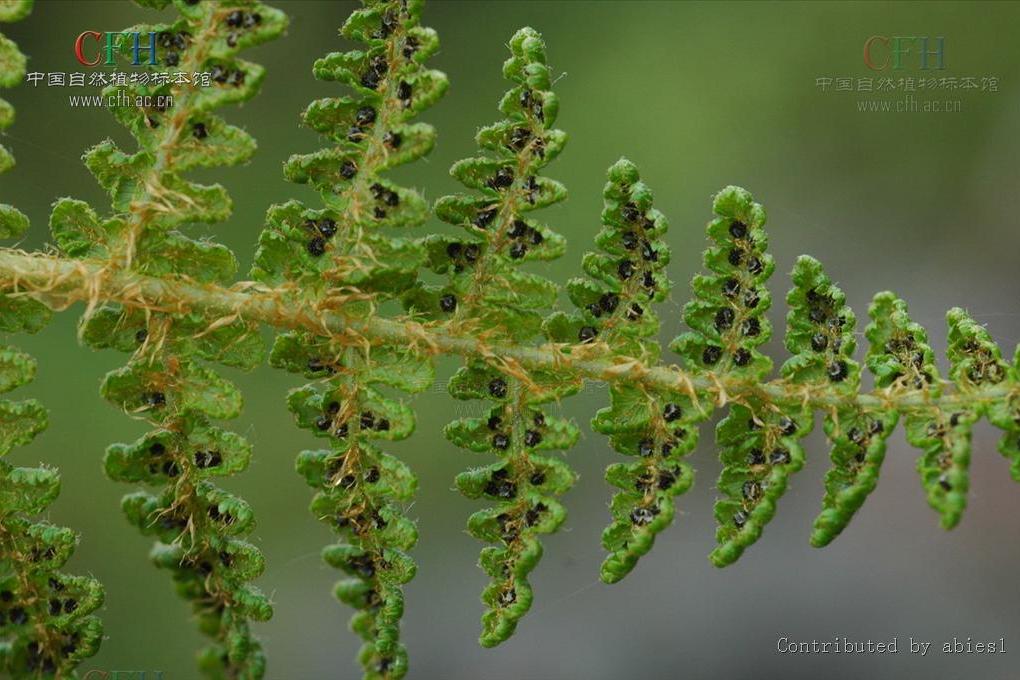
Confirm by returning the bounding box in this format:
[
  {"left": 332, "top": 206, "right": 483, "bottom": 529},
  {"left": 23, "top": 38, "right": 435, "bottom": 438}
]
[
  {"left": 544, "top": 159, "right": 704, "bottom": 583},
  {"left": 668, "top": 187, "right": 805, "bottom": 568},
  {"left": 403, "top": 27, "right": 579, "bottom": 648},
  {"left": 785, "top": 258, "right": 894, "bottom": 547},
  {"left": 49, "top": 1, "right": 287, "bottom": 677},
  {"left": 253, "top": 1, "right": 447, "bottom": 678}
]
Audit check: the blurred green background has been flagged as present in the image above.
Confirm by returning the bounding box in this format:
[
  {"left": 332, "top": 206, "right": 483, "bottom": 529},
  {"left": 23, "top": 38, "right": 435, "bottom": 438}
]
[{"left": 4, "top": 1, "right": 1020, "bottom": 678}]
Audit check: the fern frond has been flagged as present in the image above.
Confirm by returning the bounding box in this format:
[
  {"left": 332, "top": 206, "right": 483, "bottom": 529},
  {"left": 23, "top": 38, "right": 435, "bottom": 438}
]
[
  {"left": 0, "top": 4, "right": 1015, "bottom": 654},
  {"left": 48, "top": 2, "right": 287, "bottom": 676},
  {"left": 2, "top": 210, "right": 1018, "bottom": 573},
  {"left": 253, "top": 2, "right": 447, "bottom": 678}
]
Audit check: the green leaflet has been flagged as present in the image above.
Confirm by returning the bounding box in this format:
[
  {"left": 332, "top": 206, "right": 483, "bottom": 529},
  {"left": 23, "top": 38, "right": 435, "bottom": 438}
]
[
  {"left": 544, "top": 159, "right": 704, "bottom": 582},
  {"left": 946, "top": 308, "right": 1009, "bottom": 390},
  {"left": 48, "top": 2, "right": 286, "bottom": 677},
  {"left": 0, "top": 205, "right": 28, "bottom": 241},
  {"left": 0, "top": 294, "right": 49, "bottom": 335},
  {"left": 710, "top": 402, "right": 809, "bottom": 567},
  {"left": 445, "top": 360, "right": 580, "bottom": 647},
  {"left": 270, "top": 330, "right": 433, "bottom": 393},
  {"left": 409, "top": 26, "right": 579, "bottom": 648},
  {"left": 781, "top": 256, "right": 896, "bottom": 547},
  {"left": 0, "top": 398, "right": 46, "bottom": 458},
  {"left": 0, "top": 347, "right": 34, "bottom": 394},
  {"left": 0, "top": 34, "right": 26, "bottom": 92},
  {"left": 926, "top": 307, "right": 1009, "bottom": 528},
  {"left": 671, "top": 186, "right": 773, "bottom": 379},
  {"left": 545, "top": 159, "right": 671, "bottom": 351},
  {"left": 596, "top": 385, "right": 704, "bottom": 582},
  {"left": 49, "top": 198, "right": 116, "bottom": 260},
  {"left": 254, "top": 201, "right": 426, "bottom": 294},
  {"left": 105, "top": 421, "right": 252, "bottom": 484},
  {"left": 865, "top": 293, "right": 951, "bottom": 525},
  {"left": 404, "top": 26, "right": 567, "bottom": 340},
  {"left": 782, "top": 256, "right": 860, "bottom": 388},
  {"left": 0, "top": 461, "right": 58, "bottom": 517},
  {"left": 282, "top": 340, "right": 429, "bottom": 680},
  {"left": 865, "top": 292, "right": 940, "bottom": 392},
  {"left": 253, "top": 0, "right": 448, "bottom": 301},
  {"left": 100, "top": 358, "right": 243, "bottom": 421},
  {"left": 810, "top": 406, "right": 898, "bottom": 547},
  {"left": 255, "top": 3, "right": 447, "bottom": 677},
  {"left": 82, "top": 305, "right": 263, "bottom": 371},
  {"left": 672, "top": 186, "right": 802, "bottom": 566}
]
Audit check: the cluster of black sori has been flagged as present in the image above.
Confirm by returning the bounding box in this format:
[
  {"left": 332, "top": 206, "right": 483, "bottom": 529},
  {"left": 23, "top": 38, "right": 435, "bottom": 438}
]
[
  {"left": 406, "top": 27, "right": 577, "bottom": 647},
  {"left": 252, "top": 2, "right": 447, "bottom": 679},
  {"left": 48, "top": 1, "right": 286, "bottom": 678},
  {"left": 253, "top": 0, "right": 448, "bottom": 297},
  {"left": 672, "top": 189, "right": 774, "bottom": 376},
  {"left": 551, "top": 160, "right": 670, "bottom": 348}
]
